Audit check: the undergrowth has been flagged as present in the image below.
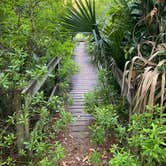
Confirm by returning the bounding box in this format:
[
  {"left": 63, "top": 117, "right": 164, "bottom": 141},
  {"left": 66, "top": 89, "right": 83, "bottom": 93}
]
[
  {"left": 84, "top": 69, "right": 166, "bottom": 166},
  {"left": 0, "top": 92, "right": 73, "bottom": 165}
]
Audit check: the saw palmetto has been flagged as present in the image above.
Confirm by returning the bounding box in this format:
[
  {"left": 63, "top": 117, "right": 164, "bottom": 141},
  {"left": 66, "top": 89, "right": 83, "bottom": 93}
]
[{"left": 62, "top": 0, "right": 100, "bottom": 38}]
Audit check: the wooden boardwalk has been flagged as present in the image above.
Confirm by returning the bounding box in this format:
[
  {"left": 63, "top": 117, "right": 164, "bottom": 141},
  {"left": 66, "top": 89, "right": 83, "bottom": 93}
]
[{"left": 68, "top": 42, "right": 97, "bottom": 140}]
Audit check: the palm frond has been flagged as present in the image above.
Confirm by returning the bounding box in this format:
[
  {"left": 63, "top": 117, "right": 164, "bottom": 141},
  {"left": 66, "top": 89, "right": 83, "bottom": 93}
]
[
  {"left": 61, "top": 0, "right": 98, "bottom": 34},
  {"left": 123, "top": 42, "right": 166, "bottom": 115}
]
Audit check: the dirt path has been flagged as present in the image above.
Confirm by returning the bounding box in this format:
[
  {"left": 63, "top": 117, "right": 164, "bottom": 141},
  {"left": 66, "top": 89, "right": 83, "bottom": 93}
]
[{"left": 60, "top": 42, "right": 98, "bottom": 166}]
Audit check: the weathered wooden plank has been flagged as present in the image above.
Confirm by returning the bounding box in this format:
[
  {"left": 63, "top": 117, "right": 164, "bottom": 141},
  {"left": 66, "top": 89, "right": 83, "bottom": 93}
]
[
  {"left": 71, "top": 120, "right": 92, "bottom": 126},
  {"left": 69, "top": 106, "right": 85, "bottom": 110},
  {"left": 70, "top": 102, "right": 84, "bottom": 106},
  {"left": 72, "top": 113, "right": 92, "bottom": 117},
  {"left": 69, "top": 125, "right": 89, "bottom": 132},
  {"left": 72, "top": 116, "right": 93, "bottom": 121},
  {"left": 70, "top": 131, "right": 90, "bottom": 138}
]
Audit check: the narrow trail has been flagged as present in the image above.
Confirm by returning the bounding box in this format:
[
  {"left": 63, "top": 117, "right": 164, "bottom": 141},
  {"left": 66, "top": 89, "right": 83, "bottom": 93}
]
[
  {"left": 61, "top": 42, "right": 98, "bottom": 166},
  {"left": 69, "top": 42, "right": 97, "bottom": 139}
]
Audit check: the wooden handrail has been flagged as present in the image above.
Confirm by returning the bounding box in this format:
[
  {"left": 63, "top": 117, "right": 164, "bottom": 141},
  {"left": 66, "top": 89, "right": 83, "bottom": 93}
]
[{"left": 22, "top": 57, "right": 61, "bottom": 96}]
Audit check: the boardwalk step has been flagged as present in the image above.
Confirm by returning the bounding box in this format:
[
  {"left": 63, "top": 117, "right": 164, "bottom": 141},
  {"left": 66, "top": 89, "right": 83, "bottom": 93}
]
[
  {"left": 71, "top": 120, "right": 92, "bottom": 126},
  {"left": 71, "top": 113, "right": 91, "bottom": 117},
  {"left": 70, "top": 131, "right": 90, "bottom": 139},
  {"left": 72, "top": 116, "right": 93, "bottom": 121},
  {"left": 69, "top": 125, "right": 89, "bottom": 132},
  {"left": 69, "top": 106, "right": 85, "bottom": 109}
]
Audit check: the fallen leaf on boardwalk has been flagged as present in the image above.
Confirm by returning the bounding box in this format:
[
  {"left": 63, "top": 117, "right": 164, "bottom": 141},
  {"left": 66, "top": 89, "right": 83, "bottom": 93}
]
[
  {"left": 62, "top": 161, "right": 67, "bottom": 166},
  {"left": 82, "top": 156, "right": 88, "bottom": 162}
]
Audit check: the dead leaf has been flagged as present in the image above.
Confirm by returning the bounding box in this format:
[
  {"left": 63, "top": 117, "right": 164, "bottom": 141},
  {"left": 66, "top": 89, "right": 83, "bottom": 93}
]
[
  {"left": 89, "top": 148, "right": 95, "bottom": 152},
  {"left": 62, "top": 161, "right": 67, "bottom": 166},
  {"left": 76, "top": 156, "right": 81, "bottom": 161},
  {"left": 149, "top": 7, "right": 158, "bottom": 25},
  {"left": 69, "top": 134, "right": 74, "bottom": 139},
  {"left": 82, "top": 156, "right": 88, "bottom": 162}
]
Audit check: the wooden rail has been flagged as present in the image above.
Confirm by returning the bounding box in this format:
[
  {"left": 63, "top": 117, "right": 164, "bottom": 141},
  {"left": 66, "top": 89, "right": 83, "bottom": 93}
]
[
  {"left": 111, "top": 63, "right": 134, "bottom": 105},
  {"left": 22, "top": 57, "right": 61, "bottom": 96},
  {"left": 16, "top": 57, "right": 61, "bottom": 150}
]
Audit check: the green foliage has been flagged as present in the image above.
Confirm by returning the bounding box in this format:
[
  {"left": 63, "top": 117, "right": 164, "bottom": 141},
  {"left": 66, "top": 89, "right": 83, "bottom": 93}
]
[
  {"left": 95, "top": 0, "right": 110, "bottom": 19},
  {"left": 62, "top": 0, "right": 136, "bottom": 69},
  {"left": 90, "top": 105, "right": 118, "bottom": 144},
  {"left": 90, "top": 125, "right": 105, "bottom": 144},
  {"left": 62, "top": 0, "right": 98, "bottom": 34},
  {"left": 0, "top": 157, "right": 16, "bottom": 166},
  {"left": 97, "top": 69, "right": 121, "bottom": 104},
  {"left": 48, "top": 96, "right": 64, "bottom": 113},
  {"left": 36, "top": 142, "right": 65, "bottom": 165},
  {"left": 21, "top": 92, "right": 70, "bottom": 164},
  {"left": 63, "top": 0, "right": 166, "bottom": 70},
  {"left": 84, "top": 69, "right": 124, "bottom": 113},
  {"left": 85, "top": 68, "right": 165, "bottom": 166},
  {"left": 95, "top": 106, "right": 118, "bottom": 129},
  {"left": 0, "top": 0, "right": 76, "bottom": 159},
  {"left": 40, "top": 157, "right": 55, "bottom": 166},
  {"left": 84, "top": 69, "right": 127, "bottom": 145},
  {"left": 0, "top": 49, "right": 28, "bottom": 89},
  {"left": 114, "top": 124, "right": 126, "bottom": 142},
  {"left": 3, "top": 133, "right": 16, "bottom": 147},
  {"left": 0, "top": 90, "right": 72, "bottom": 164},
  {"left": 128, "top": 110, "right": 166, "bottom": 165},
  {"left": 84, "top": 91, "right": 99, "bottom": 114},
  {"left": 109, "top": 146, "right": 139, "bottom": 166},
  {"left": 53, "top": 111, "right": 73, "bottom": 132},
  {"left": 131, "top": 0, "right": 166, "bottom": 44},
  {"left": 109, "top": 106, "right": 166, "bottom": 166},
  {"left": 52, "top": 142, "right": 65, "bottom": 161},
  {"left": 89, "top": 151, "right": 102, "bottom": 165},
  {"left": 58, "top": 57, "right": 79, "bottom": 82},
  {"left": 26, "top": 64, "right": 48, "bottom": 80},
  {"left": 85, "top": 71, "right": 166, "bottom": 166},
  {"left": 1, "top": 1, "right": 165, "bottom": 165},
  {"left": 101, "top": 0, "right": 135, "bottom": 68},
  {"left": 0, "top": 0, "right": 74, "bottom": 113}
]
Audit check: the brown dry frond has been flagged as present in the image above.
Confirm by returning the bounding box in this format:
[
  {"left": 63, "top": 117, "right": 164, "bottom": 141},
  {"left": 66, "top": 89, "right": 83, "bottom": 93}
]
[{"left": 122, "top": 42, "right": 166, "bottom": 115}]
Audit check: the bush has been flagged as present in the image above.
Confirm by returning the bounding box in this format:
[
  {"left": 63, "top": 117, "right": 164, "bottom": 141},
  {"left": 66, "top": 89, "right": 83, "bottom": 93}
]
[
  {"left": 90, "top": 105, "right": 118, "bottom": 145},
  {"left": 109, "top": 146, "right": 140, "bottom": 166},
  {"left": 128, "top": 109, "right": 166, "bottom": 165},
  {"left": 89, "top": 151, "right": 102, "bottom": 165},
  {"left": 109, "top": 106, "right": 166, "bottom": 166}
]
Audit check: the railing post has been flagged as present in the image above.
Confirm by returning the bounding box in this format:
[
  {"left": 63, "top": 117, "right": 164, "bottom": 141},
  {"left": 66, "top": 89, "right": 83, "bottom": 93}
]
[
  {"left": 24, "top": 95, "right": 31, "bottom": 142},
  {"left": 14, "top": 89, "right": 24, "bottom": 151}
]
